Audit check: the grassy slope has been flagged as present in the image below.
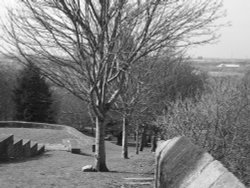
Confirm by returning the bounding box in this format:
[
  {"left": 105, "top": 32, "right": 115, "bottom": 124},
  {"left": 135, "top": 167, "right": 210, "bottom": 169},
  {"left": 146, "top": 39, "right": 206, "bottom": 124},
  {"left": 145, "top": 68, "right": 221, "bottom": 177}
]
[
  {"left": 0, "top": 128, "right": 77, "bottom": 144},
  {"left": 0, "top": 128, "right": 154, "bottom": 188}
]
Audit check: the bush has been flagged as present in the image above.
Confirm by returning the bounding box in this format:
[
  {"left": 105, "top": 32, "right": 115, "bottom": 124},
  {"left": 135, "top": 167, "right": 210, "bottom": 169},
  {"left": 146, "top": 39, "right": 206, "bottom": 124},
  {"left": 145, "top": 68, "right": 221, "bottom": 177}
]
[
  {"left": 54, "top": 88, "right": 92, "bottom": 130},
  {"left": 149, "top": 59, "right": 207, "bottom": 105},
  {"left": 13, "top": 63, "right": 55, "bottom": 123},
  {"left": 0, "top": 66, "right": 16, "bottom": 120},
  {"left": 157, "top": 77, "right": 250, "bottom": 185}
]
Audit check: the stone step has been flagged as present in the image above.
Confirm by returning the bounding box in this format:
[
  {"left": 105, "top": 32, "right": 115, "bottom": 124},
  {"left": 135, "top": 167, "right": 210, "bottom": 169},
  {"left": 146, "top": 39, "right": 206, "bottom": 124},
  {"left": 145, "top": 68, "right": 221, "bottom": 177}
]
[
  {"left": 0, "top": 134, "right": 14, "bottom": 143},
  {"left": 36, "top": 144, "right": 45, "bottom": 155},
  {"left": 30, "top": 141, "right": 38, "bottom": 157},
  {"left": 63, "top": 139, "right": 81, "bottom": 154},
  {"left": 7, "top": 138, "right": 23, "bottom": 159},
  {"left": 122, "top": 177, "right": 154, "bottom": 188},
  {"left": 45, "top": 143, "right": 68, "bottom": 151},
  {"left": 22, "top": 139, "right": 31, "bottom": 157},
  {"left": 0, "top": 134, "right": 14, "bottom": 161},
  {"left": 122, "top": 182, "right": 153, "bottom": 188},
  {"left": 1, "top": 135, "right": 45, "bottom": 161},
  {"left": 123, "top": 178, "right": 154, "bottom": 182}
]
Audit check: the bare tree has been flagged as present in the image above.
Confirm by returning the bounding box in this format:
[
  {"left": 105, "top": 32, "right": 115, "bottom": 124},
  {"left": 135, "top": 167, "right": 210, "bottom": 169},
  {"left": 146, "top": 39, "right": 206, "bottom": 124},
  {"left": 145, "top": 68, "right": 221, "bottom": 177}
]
[
  {"left": 54, "top": 89, "right": 92, "bottom": 130},
  {"left": 1, "top": 0, "right": 224, "bottom": 171},
  {"left": 115, "top": 64, "right": 148, "bottom": 158}
]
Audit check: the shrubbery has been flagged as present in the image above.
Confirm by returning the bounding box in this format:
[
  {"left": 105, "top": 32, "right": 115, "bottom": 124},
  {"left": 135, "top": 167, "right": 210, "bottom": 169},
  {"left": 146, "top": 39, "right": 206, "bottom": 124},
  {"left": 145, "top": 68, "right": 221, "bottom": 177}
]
[
  {"left": 0, "top": 66, "right": 16, "bottom": 120},
  {"left": 13, "top": 63, "right": 55, "bottom": 123},
  {"left": 157, "top": 76, "right": 250, "bottom": 185}
]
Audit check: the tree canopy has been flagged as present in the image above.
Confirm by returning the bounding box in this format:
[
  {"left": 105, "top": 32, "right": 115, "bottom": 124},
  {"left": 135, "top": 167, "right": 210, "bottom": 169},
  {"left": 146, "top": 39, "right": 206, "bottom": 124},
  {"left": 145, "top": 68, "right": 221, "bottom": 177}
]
[
  {"left": 13, "top": 63, "right": 55, "bottom": 123},
  {"left": 1, "top": 0, "right": 224, "bottom": 171}
]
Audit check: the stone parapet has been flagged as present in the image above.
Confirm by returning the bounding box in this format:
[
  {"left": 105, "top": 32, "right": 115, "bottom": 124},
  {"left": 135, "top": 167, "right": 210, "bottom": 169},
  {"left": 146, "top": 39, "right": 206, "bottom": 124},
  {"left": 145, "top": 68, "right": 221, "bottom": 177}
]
[{"left": 155, "top": 137, "right": 245, "bottom": 188}]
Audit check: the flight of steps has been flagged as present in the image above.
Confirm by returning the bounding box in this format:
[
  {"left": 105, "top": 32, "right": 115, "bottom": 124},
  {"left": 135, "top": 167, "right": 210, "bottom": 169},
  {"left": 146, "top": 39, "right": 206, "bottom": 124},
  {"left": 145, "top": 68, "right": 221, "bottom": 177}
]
[{"left": 0, "top": 134, "right": 45, "bottom": 161}]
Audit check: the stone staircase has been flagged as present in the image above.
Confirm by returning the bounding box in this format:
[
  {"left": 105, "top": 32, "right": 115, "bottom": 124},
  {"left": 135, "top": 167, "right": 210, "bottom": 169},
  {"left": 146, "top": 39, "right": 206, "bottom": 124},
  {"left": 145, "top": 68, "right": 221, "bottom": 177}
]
[
  {"left": 122, "top": 177, "right": 154, "bottom": 188},
  {"left": 0, "top": 134, "right": 45, "bottom": 161}
]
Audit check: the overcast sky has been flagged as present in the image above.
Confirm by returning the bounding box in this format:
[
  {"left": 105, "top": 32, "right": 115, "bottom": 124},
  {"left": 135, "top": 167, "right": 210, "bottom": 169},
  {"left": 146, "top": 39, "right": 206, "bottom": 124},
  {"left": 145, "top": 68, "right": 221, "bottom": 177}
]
[
  {"left": 0, "top": 1, "right": 249, "bottom": 59},
  {"left": 189, "top": 1, "right": 250, "bottom": 59}
]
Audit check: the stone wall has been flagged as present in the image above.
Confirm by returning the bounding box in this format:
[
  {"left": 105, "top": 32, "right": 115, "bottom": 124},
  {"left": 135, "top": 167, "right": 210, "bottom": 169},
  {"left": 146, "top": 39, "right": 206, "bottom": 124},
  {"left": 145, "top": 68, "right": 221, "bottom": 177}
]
[
  {"left": 0, "top": 121, "right": 65, "bottom": 130},
  {"left": 155, "top": 136, "right": 245, "bottom": 188},
  {"left": 0, "top": 121, "right": 93, "bottom": 148},
  {"left": 0, "top": 135, "right": 14, "bottom": 160},
  {"left": 7, "top": 139, "right": 23, "bottom": 159},
  {"left": 0, "top": 134, "right": 45, "bottom": 161}
]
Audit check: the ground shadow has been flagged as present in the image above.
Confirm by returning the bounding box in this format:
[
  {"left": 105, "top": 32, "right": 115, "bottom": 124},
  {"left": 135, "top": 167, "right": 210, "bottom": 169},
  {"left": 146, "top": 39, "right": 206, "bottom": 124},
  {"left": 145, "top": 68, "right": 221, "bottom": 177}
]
[
  {"left": 71, "top": 151, "right": 94, "bottom": 157},
  {"left": 0, "top": 152, "right": 52, "bottom": 165}
]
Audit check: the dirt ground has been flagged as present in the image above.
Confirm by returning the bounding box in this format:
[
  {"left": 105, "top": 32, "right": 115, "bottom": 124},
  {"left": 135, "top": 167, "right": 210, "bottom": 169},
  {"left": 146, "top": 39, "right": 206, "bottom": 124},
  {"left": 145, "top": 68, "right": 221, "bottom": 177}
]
[{"left": 0, "top": 128, "right": 155, "bottom": 188}]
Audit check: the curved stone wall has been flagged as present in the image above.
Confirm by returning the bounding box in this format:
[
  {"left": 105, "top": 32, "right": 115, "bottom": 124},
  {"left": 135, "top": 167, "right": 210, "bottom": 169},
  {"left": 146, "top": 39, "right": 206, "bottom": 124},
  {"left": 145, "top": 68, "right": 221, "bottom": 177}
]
[
  {"left": 0, "top": 121, "right": 92, "bottom": 144},
  {"left": 0, "top": 121, "right": 65, "bottom": 130},
  {"left": 155, "top": 136, "right": 245, "bottom": 188}
]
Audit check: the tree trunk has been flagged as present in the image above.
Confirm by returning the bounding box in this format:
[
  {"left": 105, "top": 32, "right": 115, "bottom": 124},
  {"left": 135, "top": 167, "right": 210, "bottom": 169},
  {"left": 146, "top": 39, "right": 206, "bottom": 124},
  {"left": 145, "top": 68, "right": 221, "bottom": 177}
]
[
  {"left": 151, "top": 134, "right": 157, "bottom": 152},
  {"left": 122, "top": 116, "right": 129, "bottom": 159},
  {"left": 140, "top": 126, "right": 147, "bottom": 151},
  {"left": 94, "top": 116, "right": 109, "bottom": 172},
  {"left": 147, "top": 135, "right": 152, "bottom": 145},
  {"left": 116, "top": 131, "right": 122, "bottom": 146},
  {"left": 135, "top": 125, "right": 140, "bottom": 155}
]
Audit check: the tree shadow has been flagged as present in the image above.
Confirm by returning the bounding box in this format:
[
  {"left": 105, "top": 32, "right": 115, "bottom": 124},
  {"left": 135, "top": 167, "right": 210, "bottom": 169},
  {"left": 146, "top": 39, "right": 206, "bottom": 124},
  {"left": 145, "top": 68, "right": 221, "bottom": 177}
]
[
  {"left": 72, "top": 151, "right": 94, "bottom": 157},
  {"left": 0, "top": 152, "right": 52, "bottom": 165}
]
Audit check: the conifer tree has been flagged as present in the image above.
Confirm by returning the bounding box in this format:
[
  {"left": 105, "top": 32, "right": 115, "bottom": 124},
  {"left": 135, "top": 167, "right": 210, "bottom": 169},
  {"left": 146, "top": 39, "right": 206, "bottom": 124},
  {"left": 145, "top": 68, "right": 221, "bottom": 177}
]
[{"left": 13, "top": 63, "right": 55, "bottom": 123}]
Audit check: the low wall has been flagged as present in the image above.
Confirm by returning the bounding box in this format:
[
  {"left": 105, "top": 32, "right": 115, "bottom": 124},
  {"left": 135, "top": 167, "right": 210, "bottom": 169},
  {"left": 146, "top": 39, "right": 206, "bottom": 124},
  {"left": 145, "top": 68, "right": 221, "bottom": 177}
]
[
  {"left": 155, "top": 136, "right": 245, "bottom": 188},
  {"left": 0, "top": 121, "right": 92, "bottom": 144},
  {"left": 0, "top": 121, "right": 65, "bottom": 130}
]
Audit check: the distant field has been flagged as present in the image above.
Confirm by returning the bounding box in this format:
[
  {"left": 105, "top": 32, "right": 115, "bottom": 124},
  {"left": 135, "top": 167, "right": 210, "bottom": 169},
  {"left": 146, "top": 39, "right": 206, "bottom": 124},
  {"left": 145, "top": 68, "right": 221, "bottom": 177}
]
[
  {"left": 1, "top": 56, "right": 250, "bottom": 78},
  {"left": 191, "top": 58, "right": 250, "bottom": 77}
]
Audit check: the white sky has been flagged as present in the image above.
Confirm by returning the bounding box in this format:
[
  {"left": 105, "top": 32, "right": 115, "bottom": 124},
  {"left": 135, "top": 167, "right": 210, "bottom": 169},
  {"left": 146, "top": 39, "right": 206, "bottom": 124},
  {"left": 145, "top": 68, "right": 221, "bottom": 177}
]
[
  {"left": 0, "top": 0, "right": 249, "bottom": 59},
  {"left": 190, "top": 1, "right": 250, "bottom": 59}
]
